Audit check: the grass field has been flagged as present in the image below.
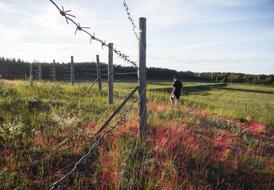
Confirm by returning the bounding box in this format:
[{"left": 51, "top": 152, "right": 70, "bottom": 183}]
[
  {"left": 0, "top": 80, "right": 273, "bottom": 189},
  {"left": 182, "top": 84, "right": 274, "bottom": 128}
]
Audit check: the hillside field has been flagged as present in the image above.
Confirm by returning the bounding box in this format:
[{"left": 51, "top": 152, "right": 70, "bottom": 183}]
[{"left": 0, "top": 80, "right": 273, "bottom": 190}]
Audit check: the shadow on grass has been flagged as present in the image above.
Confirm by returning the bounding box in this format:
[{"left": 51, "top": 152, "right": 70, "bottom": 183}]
[
  {"left": 149, "top": 83, "right": 227, "bottom": 95},
  {"left": 220, "top": 87, "right": 274, "bottom": 94}
]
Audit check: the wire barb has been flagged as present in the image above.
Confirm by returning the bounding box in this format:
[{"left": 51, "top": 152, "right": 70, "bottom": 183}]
[
  {"left": 47, "top": 1, "right": 146, "bottom": 187},
  {"left": 75, "top": 23, "right": 90, "bottom": 35},
  {"left": 60, "top": 5, "right": 76, "bottom": 24},
  {"left": 122, "top": 0, "right": 139, "bottom": 40},
  {"left": 49, "top": 0, "right": 137, "bottom": 68},
  {"left": 101, "top": 41, "right": 107, "bottom": 50},
  {"left": 90, "top": 32, "right": 96, "bottom": 44},
  {"left": 49, "top": 86, "right": 139, "bottom": 190}
]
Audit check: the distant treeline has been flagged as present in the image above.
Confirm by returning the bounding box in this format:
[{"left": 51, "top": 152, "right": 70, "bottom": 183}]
[{"left": 0, "top": 57, "right": 273, "bottom": 85}]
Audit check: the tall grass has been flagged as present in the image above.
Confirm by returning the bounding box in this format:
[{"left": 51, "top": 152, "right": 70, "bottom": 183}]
[
  {"left": 0, "top": 81, "right": 273, "bottom": 189},
  {"left": 183, "top": 88, "right": 274, "bottom": 127}
]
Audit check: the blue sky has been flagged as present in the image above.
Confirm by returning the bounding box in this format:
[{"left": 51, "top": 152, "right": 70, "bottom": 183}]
[{"left": 0, "top": 0, "right": 274, "bottom": 74}]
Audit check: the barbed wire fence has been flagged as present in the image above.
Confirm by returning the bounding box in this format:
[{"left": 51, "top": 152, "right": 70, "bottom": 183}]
[
  {"left": 48, "top": 0, "right": 147, "bottom": 189},
  {"left": 122, "top": 0, "right": 139, "bottom": 41},
  {"left": 49, "top": 60, "right": 56, "bottom": 81},
  {"left": 49, "top": 0, "right": 137, "bottom": 68},
  {"left": 50, "top": 86, "right": 140, "bottom": 189}
]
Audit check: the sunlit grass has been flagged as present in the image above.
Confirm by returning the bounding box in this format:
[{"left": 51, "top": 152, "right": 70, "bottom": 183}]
[
  {"left": 183, "top": 88, "right": 274, "bottom": 126},
  {"left": 0, "top": 80, "right": 273, "bottom": 189}
]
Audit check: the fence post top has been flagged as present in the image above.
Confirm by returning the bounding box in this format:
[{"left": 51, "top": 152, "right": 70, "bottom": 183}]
[{"left": 139, "top": 17, "right": 146, "bottom": 29}]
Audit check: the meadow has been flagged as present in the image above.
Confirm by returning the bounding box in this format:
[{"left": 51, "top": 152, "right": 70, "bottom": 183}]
[
  {"left": 0, "top": 80, "right": 273, "bottom": 190},
  {"left": 182, "top": 83, "right": 274, "bottom": 128}
]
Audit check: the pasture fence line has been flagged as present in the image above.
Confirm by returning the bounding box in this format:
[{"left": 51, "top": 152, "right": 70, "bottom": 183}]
[
  {"left": 27, "top": 56, "right": 138, "bottom": 85},
  {"left": 121, "top": 2, "right": 148, "bottom": 139},
  {"left": 108, "top": 43, "right": 114, "bottom": 104},
  {"left": 48, "top": 0, "right": 147, "bottom": 135},
  {"left": 29, "top": 63, "right": 33, "bottom": 83},
  {"left": 86, "top": 78, "right": 98, "bottom": 93},
  {"left": 50, "top": 86, "right": 139, "bottom": 190},
  {"left": 31, "top": 63, "right": 42, "bottom": 81},
  {"left": 38, "top": 64, "right": 42, "bottom": 80},
  {"left": 96, "top": 55, "right": 102, "bottom": 91},
  {"left": 138, "top": 17, "right": 147, "bottom": 139},
  {"left": 122, "top": 0, "right": 139, "bottom": 41},
  {"left": 33, "top": 64, "right": 38, "bottom": 80},
  {"left": 48, "top": 0, "right": 147, "bottom": 188},
  {"left": 49, "top": 59, "right": 56, "bottom": 81},
  {"left": 115, "top": 72, "right": 138, "bottom": 75},
  {"left": 64, "top": 62, "right": 71, "bottom": 82},
  {"left": 70, "top": 56, "right": 75, "bottom": 84},
  {"left": 49, "top": 0, "right": 137, "bottom": 68}
]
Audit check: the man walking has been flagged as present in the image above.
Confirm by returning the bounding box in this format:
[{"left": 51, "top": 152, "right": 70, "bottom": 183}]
[{"left": 170, "top": 76, "right": 183, "bottom": 105}]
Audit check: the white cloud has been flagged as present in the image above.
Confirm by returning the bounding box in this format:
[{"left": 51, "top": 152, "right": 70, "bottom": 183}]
[
  {"left": 0, "top": 0, "right": 273, "bottom": 74},
  {"left": 200, "top": 0, "right": 272, "bottom": 7},
  {"left": 0, "top": 1, "right": 10, "bottom": 10}
]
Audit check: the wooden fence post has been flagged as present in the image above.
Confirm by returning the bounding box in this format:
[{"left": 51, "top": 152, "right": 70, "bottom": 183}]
[
  {"left": 96, "top": 55, "right": 102, "bottom": 91},
  {"left": 38, "top": 63, "right": 42, "bottom": 80},
  {"left": 53, "top": 59, "right": 56, "bottom": 81},
  {"left": 29, "top": 64, "right": 33, "bottom": 83},
  {"left": 108, "top": 43, "right": 114, "bottom": 104},
  {"left": 71, "top": 56, "right": 75, "bottom": 84},
  {"left": 138, "top": 17, "right": 147, "bottom": 139}
]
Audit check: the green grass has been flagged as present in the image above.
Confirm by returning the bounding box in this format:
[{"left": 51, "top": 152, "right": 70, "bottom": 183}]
[
  {"left": 0, "top": 80, "right": 273, "bottom": 190},
  {"left": 146, "top": 81, "right": 274, "bottom": 127},
  {"left": 183, "top": 86, "right": 274, "bottom": 127},
  {"left": 226, "top": 83, "right": 274, "bottom": 93}
]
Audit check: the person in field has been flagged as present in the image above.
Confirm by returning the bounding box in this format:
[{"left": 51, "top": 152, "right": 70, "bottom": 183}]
[{"left": 170, "top": 76, "right": 183, "bottom": 105}]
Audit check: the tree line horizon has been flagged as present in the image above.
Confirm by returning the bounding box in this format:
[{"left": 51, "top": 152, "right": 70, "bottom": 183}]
[{"left": 0, "top": 57, "right": 273, "bottom": 85}]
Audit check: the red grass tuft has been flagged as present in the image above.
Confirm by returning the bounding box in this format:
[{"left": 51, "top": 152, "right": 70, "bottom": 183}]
[
  {"left": 246, "top": 122, "right": 266, "bottom": 135},
  {"left": 1, "top": 145, "right": 11, "bottom": 157},
  {"left": 211, "top": 132, "right": 237, "bottom": 163},
  {"left": 148, "top": 102, "right": 169, "bottom": 112},
  {"left": 98, "top": 146, "right": 119, "bottom": 188},
  {"left": 3, "top": 80, "right": 23, "bottom": 84},
  {"left": 82, "top": 122, "right": 97, "bottom": 135}
]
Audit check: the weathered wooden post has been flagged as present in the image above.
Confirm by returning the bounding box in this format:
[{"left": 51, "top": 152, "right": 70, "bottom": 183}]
[
  {"left": 38, "top": 63, "right": 42, "bottom": 80},
  {"left": 108, "top": 43, "right": 114, "bottom": 104},
  {"left": 29, "top": 63, "right": 33, "bottom": 83},
  {"left": 52, "top": 59, "right": 56, "bottom": 81},
  {"left": 138, "top": 17, "right": 147, "bottom": 139},
  {"left": 96, "top": 55, "right": 102, "bottom": 91},
  {"left": 71, "top": 56, "right": 75, "bottom": 84}
]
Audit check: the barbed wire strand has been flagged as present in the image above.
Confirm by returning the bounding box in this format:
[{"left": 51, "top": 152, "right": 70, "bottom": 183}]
[
  {"left": 49, "top": 85, "right": 146, "bottom": 189},
  {"left": 48, "top": 0, "right": 148, "bottom": 189},
  {"left": 121, "top": 0, "right": 147, "bottom": 66},
  {"left": 122, "top": 0, "right": 139, "bottom": 41},
  {"left": 49, "top": 0, "right": 137, "bottom": 68},
  {"left": 115, "top": 72, "right": 138, "bottom": 75},
  {"left": 49, "top": 86, "right": 139, "bottom": 190}
]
